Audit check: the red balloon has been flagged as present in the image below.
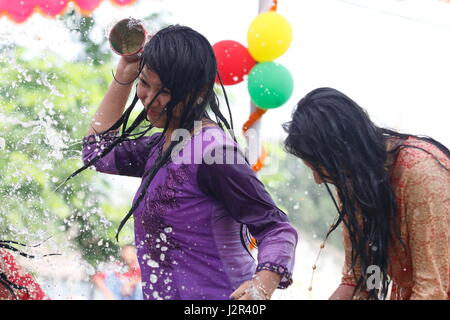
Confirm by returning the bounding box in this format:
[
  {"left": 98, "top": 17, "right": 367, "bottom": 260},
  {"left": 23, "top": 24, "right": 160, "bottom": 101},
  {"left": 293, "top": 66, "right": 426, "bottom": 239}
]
[{"left": 213, "top": 40, "right": 256, "bottom": 86}]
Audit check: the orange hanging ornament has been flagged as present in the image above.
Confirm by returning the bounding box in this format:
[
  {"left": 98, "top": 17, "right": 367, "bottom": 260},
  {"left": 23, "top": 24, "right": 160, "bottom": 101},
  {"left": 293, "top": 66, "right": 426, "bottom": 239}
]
[
  {"left": 270, "top": 0, "right": 278, "bottom": 11},
  {"left": 251, "top": 145, "right": 268, "bottom": 172},
  {"left": 242, "top": 108, "right": 267, "bottom": 134},
  {"left": 242, "top": 108, "right": 268, "bottom": 172}
]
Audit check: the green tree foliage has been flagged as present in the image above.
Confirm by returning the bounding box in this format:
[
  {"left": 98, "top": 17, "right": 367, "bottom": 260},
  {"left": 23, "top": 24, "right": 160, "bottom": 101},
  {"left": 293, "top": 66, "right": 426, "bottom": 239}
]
[
  {"left": 61, "top": 9, "right": 112, "bottom": 66},
  {"left": 0, "top": 9, "right": 169, "bottom": 269},
  {"left": 0, "top": 47, "right": 138, "bottom": 266}
]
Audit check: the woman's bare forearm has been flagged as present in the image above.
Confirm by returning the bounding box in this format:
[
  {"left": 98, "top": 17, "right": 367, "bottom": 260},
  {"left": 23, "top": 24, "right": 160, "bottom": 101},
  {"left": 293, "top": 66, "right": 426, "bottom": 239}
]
[{"left": 88, "top": 58, "right": 140, "bottom": 136}]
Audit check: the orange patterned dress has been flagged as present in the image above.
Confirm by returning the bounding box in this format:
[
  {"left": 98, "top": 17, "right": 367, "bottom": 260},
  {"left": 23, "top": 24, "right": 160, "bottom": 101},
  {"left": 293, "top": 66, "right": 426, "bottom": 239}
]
[{"left": 341, "top": 137, "right": 450, "bottom": 300}]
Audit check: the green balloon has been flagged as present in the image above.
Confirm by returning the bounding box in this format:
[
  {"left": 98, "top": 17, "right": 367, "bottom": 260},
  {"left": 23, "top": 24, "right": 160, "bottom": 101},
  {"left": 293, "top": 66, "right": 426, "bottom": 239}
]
[{"left": 247, "top": 62, "right": 294, "bottom": 109}]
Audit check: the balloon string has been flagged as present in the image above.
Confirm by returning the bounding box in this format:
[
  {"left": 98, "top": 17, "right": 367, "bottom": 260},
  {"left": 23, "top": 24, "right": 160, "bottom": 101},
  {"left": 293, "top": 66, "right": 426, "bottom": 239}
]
[{"left": 270, "top": 0, "right": 278, "bottom": 11}]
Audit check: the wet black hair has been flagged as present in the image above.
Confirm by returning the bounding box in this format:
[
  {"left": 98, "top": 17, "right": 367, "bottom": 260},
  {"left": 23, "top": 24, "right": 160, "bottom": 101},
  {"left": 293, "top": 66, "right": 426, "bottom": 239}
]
[
  {"left": 0, "top": 239, "right": 59, "bottom": 299},
  {"left": 283, "top": 87, "right": 449, "bottom": 299},
  {"left": 63, "top": 25, "right": 241, "bottom": 242}
]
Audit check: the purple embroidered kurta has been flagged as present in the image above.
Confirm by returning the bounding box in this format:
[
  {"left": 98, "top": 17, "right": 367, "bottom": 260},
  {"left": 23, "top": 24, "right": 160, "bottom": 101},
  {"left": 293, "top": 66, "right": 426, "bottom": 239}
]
[{"left": 82, "top": 126, "right": 298, "bottom": 300}]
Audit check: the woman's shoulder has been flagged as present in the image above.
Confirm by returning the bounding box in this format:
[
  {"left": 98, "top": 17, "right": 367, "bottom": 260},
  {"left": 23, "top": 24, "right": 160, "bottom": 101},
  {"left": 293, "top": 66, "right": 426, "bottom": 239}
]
[
  {"left": 172, "top": 123, "right": 243, "bottom": 167},
  {"left": 120, "top": 131, "right": 165, "bottom": 154},
  {"left": 396, "top": 137, "right": 449, "bottom": 169},
  {"left": 199, "top": 124, "right": 237, "bottom": 148},
  {"left": 391, "top": 137, "right": 449, "bottom": 184},
  {"left": 83, "top": 130, "right": 163, "bottom": 147}
]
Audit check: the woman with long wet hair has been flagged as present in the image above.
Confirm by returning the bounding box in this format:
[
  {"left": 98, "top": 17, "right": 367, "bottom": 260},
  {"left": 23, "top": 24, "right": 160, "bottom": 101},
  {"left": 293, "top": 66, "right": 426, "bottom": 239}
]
[
  {"left": 283, "top": 87, "right": 449, "bottom": 300},
  {"left": 69, "top": 25, "right": 297, "bottom": 300}
]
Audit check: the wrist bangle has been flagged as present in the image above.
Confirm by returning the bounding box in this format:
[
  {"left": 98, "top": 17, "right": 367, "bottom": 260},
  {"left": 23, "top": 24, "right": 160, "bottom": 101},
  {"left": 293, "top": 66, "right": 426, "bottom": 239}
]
[{"left": 112, "top": 70, "right": 135, "bottom": 86}]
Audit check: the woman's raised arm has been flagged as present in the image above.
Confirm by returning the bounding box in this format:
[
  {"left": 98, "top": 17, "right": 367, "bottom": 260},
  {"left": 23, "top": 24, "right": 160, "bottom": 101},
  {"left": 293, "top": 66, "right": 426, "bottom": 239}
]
[{"left": 88, "top": 57, "right": 141, "bottom": 135}]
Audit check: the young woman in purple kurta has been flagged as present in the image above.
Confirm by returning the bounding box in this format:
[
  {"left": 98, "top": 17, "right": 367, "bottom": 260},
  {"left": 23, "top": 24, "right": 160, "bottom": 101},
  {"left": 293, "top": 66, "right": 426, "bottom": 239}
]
[{"left": 77, "top": 25, "right": 297, "bottom": 300}]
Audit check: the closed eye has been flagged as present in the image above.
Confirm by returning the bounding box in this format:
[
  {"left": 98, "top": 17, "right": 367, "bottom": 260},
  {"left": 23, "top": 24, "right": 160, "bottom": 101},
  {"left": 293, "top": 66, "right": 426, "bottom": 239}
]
[
  {"left": 139, "top": 78, "right": 169, "bottom": 94},
  {"left": 139, "top": 78, "right": 149, "bottom": 87}
]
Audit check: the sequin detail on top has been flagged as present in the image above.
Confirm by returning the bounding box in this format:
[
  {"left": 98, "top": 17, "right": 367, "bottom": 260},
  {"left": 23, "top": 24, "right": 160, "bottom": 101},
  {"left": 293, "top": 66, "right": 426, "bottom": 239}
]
[
  {"left": 256, "top": 262, "right": 293, "bottom": 289},
  {"left": 139, "top": 164, "right": 193, "bottom": 300},
  {"left": 142, "top": 164, "right": 193, "bottom": 267}
]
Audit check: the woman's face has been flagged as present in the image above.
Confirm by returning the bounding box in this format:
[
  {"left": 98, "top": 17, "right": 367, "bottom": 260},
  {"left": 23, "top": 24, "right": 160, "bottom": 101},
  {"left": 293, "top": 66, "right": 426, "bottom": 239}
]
[
  {"left": 137, "top": 66, "right": 182, "bottom": 129},
  {"left": 302, "top": 160, "right": 333, "bottom": 185}
]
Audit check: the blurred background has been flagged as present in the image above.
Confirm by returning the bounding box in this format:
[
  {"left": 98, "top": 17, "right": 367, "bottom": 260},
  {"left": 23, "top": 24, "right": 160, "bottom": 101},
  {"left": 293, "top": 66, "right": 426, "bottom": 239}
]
[{"left": 0, "top": 0, "right": 449, "bottom": 300}]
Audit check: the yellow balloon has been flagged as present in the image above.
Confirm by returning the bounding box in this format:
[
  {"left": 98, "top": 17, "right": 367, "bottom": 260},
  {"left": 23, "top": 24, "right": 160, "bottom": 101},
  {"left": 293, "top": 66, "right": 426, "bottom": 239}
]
[{"left": 247, "top": 12, "right": 292, "bottom": 62}]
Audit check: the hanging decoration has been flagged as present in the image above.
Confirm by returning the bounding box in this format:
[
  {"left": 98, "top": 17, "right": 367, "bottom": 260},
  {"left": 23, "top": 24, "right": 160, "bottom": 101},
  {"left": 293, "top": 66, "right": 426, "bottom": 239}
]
[
  {"left": 0, "top": 0, "right": 138, "bottom": 23},
  {"left": 212, "top": 0, "right": 293, "bottom": 172}
]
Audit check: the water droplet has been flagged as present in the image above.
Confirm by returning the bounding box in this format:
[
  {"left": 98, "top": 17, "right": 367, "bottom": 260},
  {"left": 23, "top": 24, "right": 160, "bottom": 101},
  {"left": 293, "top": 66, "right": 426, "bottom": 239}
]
[
  {"left": 150, "top": 274, "right": 158, "bottom": 283},
  {"left": 147, "top": 259, "right": 159, "bottom": 268},
  {"left": 164, "top": 227, "right": 172, "bottom": 233}
]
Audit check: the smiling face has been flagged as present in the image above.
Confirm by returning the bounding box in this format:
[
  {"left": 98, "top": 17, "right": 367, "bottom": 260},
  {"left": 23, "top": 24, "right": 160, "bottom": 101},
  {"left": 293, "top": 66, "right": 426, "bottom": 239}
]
[{"left": 137, "top": 65, "right": 182, "bottom": 129}]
